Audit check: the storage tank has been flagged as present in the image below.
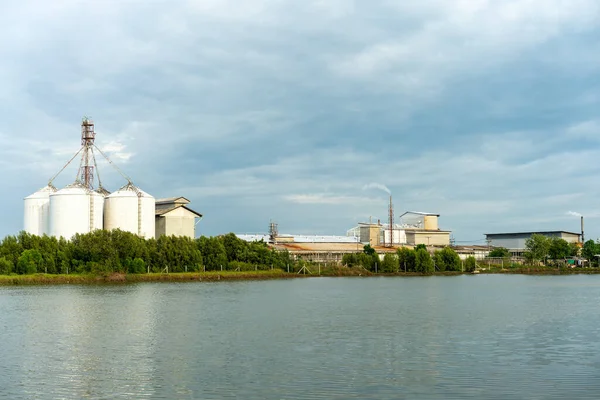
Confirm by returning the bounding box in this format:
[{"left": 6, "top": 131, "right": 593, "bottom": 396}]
[
  {"left": 104, "top": 183, "right": 155, "bottom": 239},
  {"left": 23, "top": 185, "right": 57, "bottom": 236},
  {"left": 49, "top": 182, "right": 104, "bottom": 239}
]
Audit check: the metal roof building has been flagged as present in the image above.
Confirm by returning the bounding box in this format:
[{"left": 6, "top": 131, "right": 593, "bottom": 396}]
[
  {"left": 485, "top": 231, "right": 582, "bottom": 252},
  {"left": 155, "top": 197, "right": 203, "bottom": 239}
]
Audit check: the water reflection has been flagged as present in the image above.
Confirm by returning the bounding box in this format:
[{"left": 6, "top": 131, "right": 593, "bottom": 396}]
[{"left": 1, "top": 276, "right": 600, "bottom": 399}]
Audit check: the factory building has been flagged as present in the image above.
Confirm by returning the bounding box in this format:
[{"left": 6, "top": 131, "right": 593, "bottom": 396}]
[
  {"left": 347, "top": 212, "right": 451, "bottom": 247},
  {"left": 23, "top": 118, "right": 202, "bottom": 240},
  {"left": 155, "top": 197, "right": 203, "bottom": 239},
  {"left": 485, "top": 231, "right": 582, "bottom": 256}
]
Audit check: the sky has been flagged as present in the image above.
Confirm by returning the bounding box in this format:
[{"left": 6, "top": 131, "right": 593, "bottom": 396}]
[{"left": 1, "top": 0, "right": 600, "bottom": 243}]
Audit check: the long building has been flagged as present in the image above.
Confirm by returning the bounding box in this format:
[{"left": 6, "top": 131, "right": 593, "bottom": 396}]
[{"left": 485, "top": 231, "right": 582, "bottom": 256}]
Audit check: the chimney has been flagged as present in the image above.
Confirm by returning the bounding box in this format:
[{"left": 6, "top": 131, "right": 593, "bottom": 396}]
[{"left": 581, "top": 216, "right": 585, "bottom": 243}]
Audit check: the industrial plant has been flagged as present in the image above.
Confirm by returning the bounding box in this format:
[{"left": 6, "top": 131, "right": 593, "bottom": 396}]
[
  {"left": 23, "top": 118, "right": 202, "bottom": 240},
  {"left": 236, "top": 195, "right": 453, "bottom": 263}
]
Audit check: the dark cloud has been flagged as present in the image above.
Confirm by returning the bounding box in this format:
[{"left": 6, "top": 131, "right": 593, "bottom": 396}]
[{"left": 1, "top": 0, "right": 600, "bottom": 241}]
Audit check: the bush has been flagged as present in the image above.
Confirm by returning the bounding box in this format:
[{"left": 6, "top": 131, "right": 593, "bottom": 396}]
[
  {"left": 381, "top": 253, "right": 398, "bottom": 273},
  {"left": 465, "top": 256, "right": 477, "bottom": 273},
  {"left": 397, "top": 247, "right": 417, "bottom": 272},
  {"left": 342, "top": 253, "right": 359, "bottom": 267},
  {"left": 129, "top": 258, "right": 146, "bottom": 274},
  {"left": 434, "top": 247, "right": 461, "bottom": 272},
  {"left": 415, "top": 248, "right": 434, "bottom": 274}
]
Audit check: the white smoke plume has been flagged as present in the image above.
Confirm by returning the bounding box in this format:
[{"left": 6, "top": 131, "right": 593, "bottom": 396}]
[
  {"left": 567, "top": 211, "right": 583, "bottom": 217},
  {"left": 362, "top": 183, "right": 391, "bottom": 195}
]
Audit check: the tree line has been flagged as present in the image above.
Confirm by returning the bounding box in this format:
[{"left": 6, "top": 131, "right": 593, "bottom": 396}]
[
  {"left": 489, "top": 234, "right": 595, "bottom": 266},
  {"left": 0, "top": 231, "right": 292, "bottom": 275},
  {"left": 341, "top": 244, "right": 476, "bottom": 274}
]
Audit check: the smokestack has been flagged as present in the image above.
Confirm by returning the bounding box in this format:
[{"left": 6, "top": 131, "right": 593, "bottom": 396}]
[
  {"left": 388, "top": 195, "right": 394, "bottom": 248},
  {"left": 581, "top": 216, "right": 585, "bottom": 243}
]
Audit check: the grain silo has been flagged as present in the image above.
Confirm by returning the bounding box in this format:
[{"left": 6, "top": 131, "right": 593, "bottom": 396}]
[
  {"left": 23, "top": 185, "right": 57, "bottom": 236},
  {"left": 49, "top": 182, "right": 104, "bottom": 240},
  {"left": 104, "top": 183, "right": 155, "bottom": 239},
  {"left": 25, "top": 117, "right": 155, "bottom": 239}
]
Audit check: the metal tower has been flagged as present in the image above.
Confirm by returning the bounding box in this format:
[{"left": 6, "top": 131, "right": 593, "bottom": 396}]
[{"left": 80, "top": 117, "right": 96, "bottom": 189}]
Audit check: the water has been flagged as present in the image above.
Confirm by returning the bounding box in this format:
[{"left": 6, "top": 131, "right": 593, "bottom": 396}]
[{"left": 1, "top": 275, "right": 600, "bottom": 399}]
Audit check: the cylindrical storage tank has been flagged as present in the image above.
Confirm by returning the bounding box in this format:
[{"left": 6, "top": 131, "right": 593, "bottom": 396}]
[
  {"left": 24, "top": 185, "right": 57, "bottom": 236},
  {"left": 104, "top": 183, "right": 155, "bottom": 239},
  {"left": 49, "top": 183, "right": 104, "bottom": 240}
]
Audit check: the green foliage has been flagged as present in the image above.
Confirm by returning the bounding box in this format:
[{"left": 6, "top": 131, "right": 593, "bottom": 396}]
[
  {"left": 434, "top": 247, "right": 461, "bottom": 272},
  {"left": 0, "top": 256, "right": 14, "bottom": 274},
  {"left": 129, "top": 258, "right": 146, "bottom": 274},
  {"left": 569, "top": 242, "right": 580, "bottom": 258},
  {"left": 352, "top": 252, "right": 380, "bottom": 272},
  {"left": 363, "top": 244, "right": 375, "bottom": 255},
  {"left": 415, "top": 248, "right": 434, "bottom": 274},
  {"left": 397, "top": 247, "right": 416, "bottom": 272},
  {"left": 464, "top": 256, "right": 477, "bottom": 273},
  {"left": 380, "top": 253, "right": 398, "bottom": 273},
  {"left": 489, "top": 247, "right": 510, "bottom": 258},
  {"left": 548, "top": 238, "right": 571, "bottom": 260},
  {"left": 17, "top": 249, "right": 42, "bottom": 275},
  {"left": 342, "top": 253, "right": 359, "bottom": 267},
  {"left": 582, "top": 240, "right": 600, "bottom": 265},
  {"left": 415, "top": 244, "right": 427, "bottom": 251},
  {"left": 525, "top": 234, "right": 551, "bottom": 264},
  {"left": 0, "top": 231, "right": 295, "bottom": 276}
]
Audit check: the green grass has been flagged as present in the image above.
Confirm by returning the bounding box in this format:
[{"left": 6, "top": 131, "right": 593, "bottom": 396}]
[{"left": 2, "top": 266, "right": 600, "bottom": 286}]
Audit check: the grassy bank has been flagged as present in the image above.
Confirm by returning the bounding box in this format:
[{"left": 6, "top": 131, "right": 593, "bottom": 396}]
[
  {"left": 476, "top": 264, "right": 600, "bottom": 275},
  {"left": 2, "top": 266, "right": 600, "bottom": 286},
  {"left": 0, "top": 270, "right": 293, "bottom": 285}
]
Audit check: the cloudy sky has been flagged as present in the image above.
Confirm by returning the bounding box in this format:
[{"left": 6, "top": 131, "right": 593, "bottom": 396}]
[{"left": 2, "top": 0, "right": 600, "bottom": 243}]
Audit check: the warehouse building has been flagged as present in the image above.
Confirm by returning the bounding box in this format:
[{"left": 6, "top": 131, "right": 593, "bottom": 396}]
[
  {"left": 485, "top": 231, "right": 582, "bottom": 256},
  {"left": 155, "top": 197, "right": 203, "bottom": 239}
]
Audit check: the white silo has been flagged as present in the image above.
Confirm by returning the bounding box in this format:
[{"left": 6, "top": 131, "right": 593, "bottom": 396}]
[
  {"left": 104, "top": 183, "right": 155, "bottom": 239},
  {"left": 49, "top": 182, "right": 104, "bottom": 240},
  {"left": 23, "top": 185, "right": 57, "bottom": 236}
]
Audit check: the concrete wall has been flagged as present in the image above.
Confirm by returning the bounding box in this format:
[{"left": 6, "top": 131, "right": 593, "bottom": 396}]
[
  {"left": 155, "top": 207, "right": 197, "bottom": 239},
  {"left": 406, "top": 231, "right": 450, "bottom": 246}
]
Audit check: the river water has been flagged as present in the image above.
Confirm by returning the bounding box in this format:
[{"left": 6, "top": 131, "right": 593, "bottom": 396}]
[{"left": 1, "top": 275, "right": 600, "bottom": 399}]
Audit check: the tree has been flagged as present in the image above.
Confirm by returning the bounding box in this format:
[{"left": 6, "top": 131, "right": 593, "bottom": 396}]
[
  {"left": 363, "top": 244, "right": 375, "bottom": 256},
  {"left": 489, "top": 247, "right": 510, "bottom": 258},
  {"left": 524, "top": 234, "right": 551, "bottom": 264},
  {"left": 548, "top": 238, "right": 571, "bottom": 260},
  {"left": 582, "top": 240, "right": 599, "bottom": 265},
  {"left": 434, "top": 247, "right": 461, "bottom": 272},
  {"left": 16, "top": 249, "right": 43, "bottom": 275},
  {"left": 415, "top": 248, "right": 434, "bottom": 274},
  {"left": 0, "top": 257, "right": 13, "bottom": 274},
  {"left": 197, "top": 236, "right": 228, "bottom": 271},
  {"left": 568, "top": 242, "right": 580, "bottom": 258},
  {"left": 397, "top": 247, "right": 416, "bottom": 272},
  {"left": 381, "top": 253, "right": 398, "bottom": 273},
  {"left": 415, "top": 244, "right": 427, "bottom": 251}
]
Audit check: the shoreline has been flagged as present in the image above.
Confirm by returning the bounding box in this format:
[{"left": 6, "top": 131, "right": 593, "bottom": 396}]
[{"left": 1, "top": 267, "right": 600, "bottom": 285}]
